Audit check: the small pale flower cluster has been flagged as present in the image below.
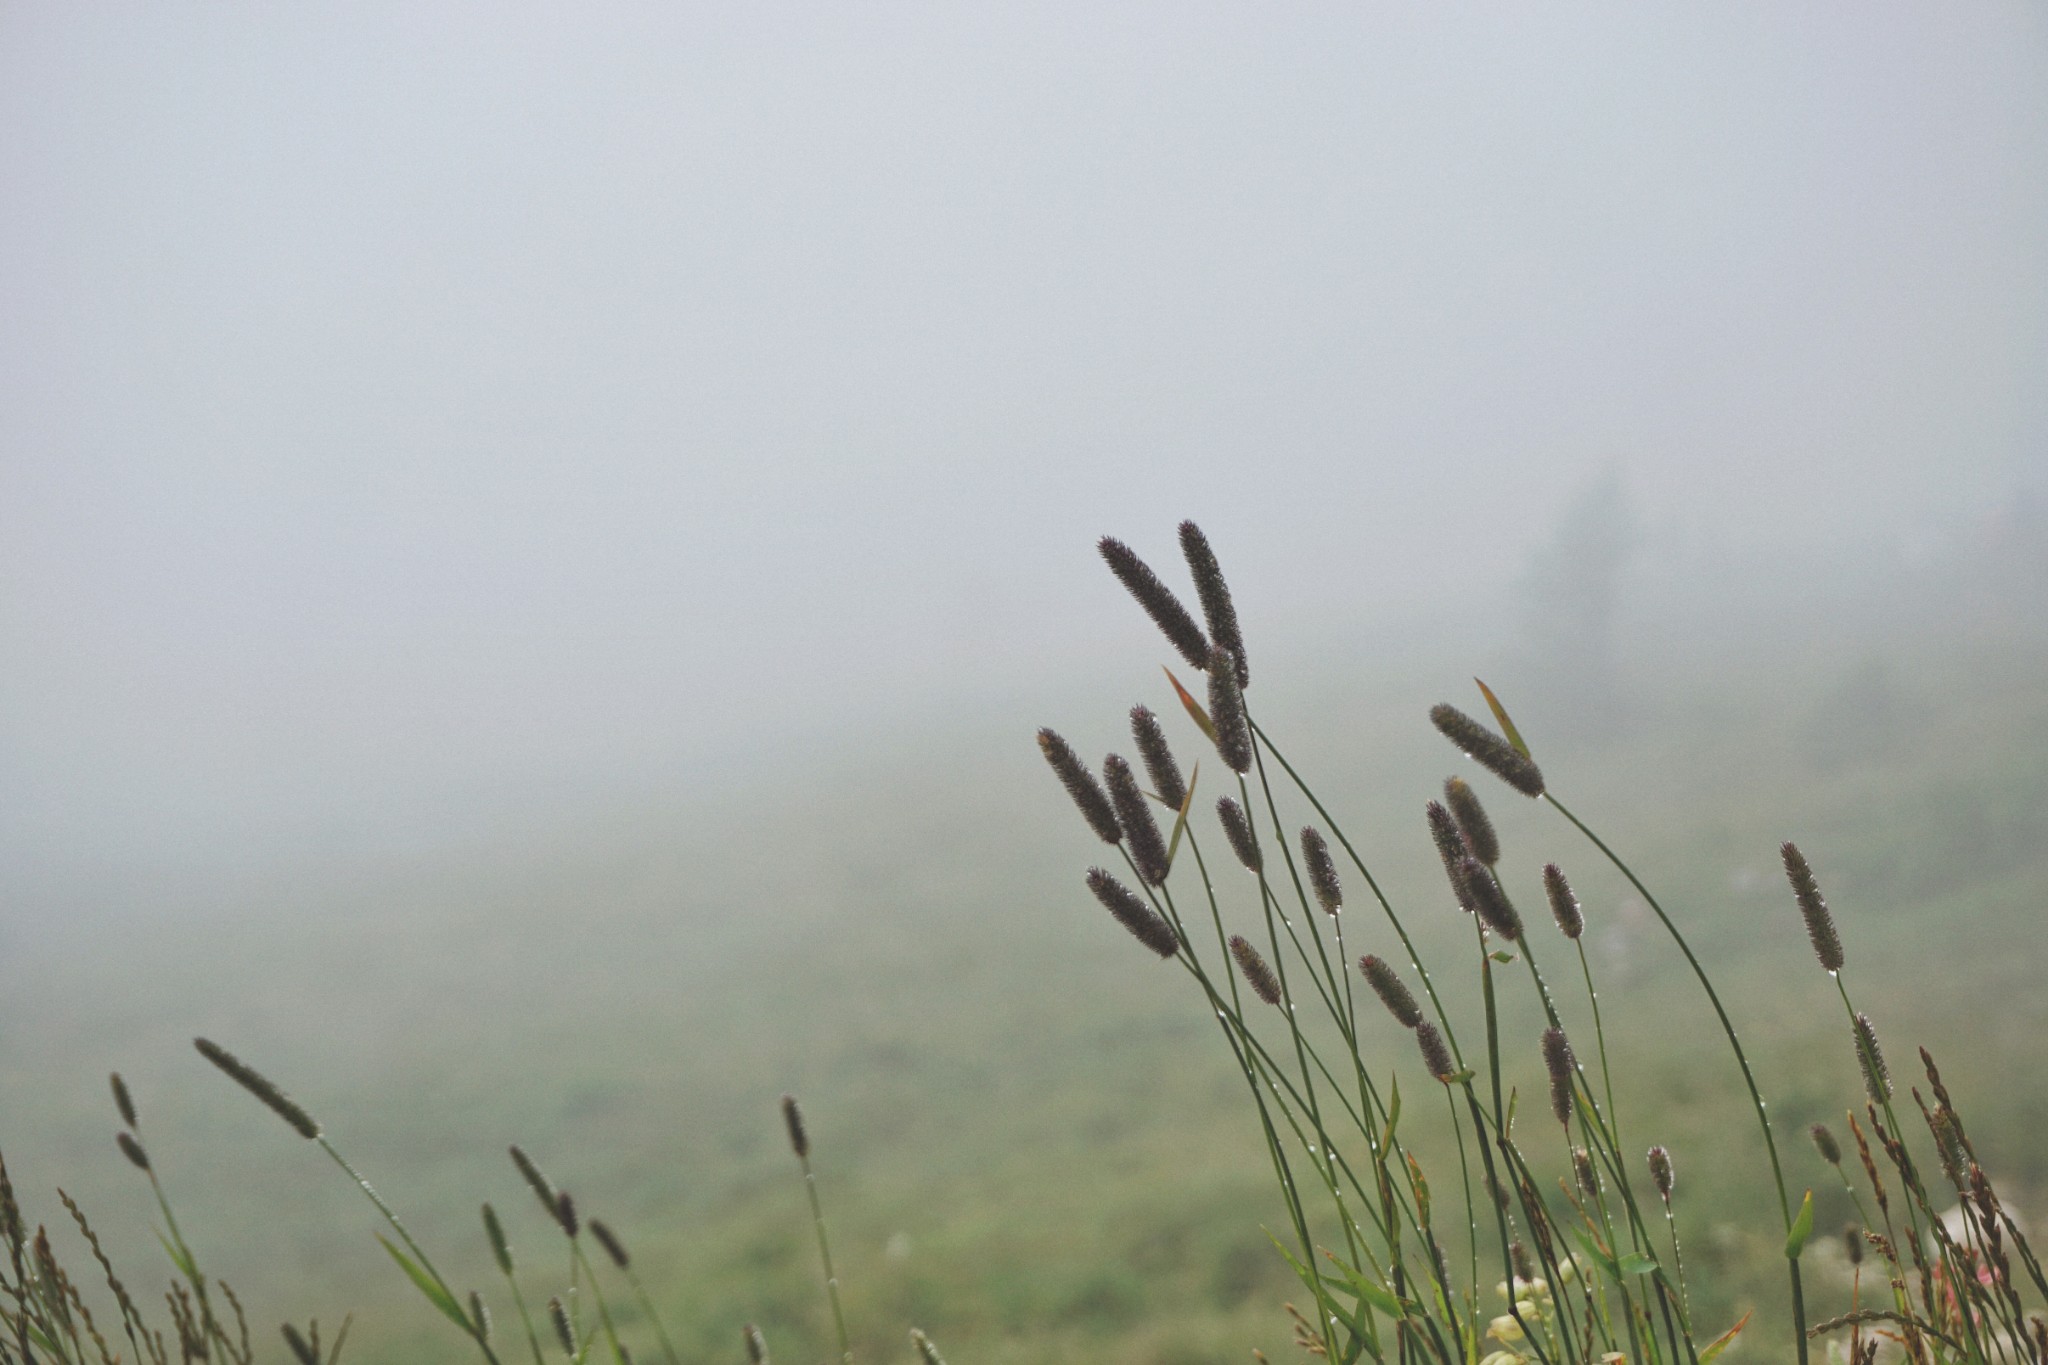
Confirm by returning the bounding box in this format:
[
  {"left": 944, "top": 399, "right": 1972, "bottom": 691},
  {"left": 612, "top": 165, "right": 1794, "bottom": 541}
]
[{"left": 1477, "top": 1259, "right": 1585, "bottom": 1365}]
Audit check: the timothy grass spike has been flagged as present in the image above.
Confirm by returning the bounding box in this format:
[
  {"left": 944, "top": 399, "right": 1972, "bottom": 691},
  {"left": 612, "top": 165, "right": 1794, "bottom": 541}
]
[
  {"left": 1429, "top": 704, "right": 1545, "bottom": 797},
  {"left": 780, "top": 1095, "right": 809, "bottom": 1160},
  {"left": 111, "top": 1074, "right": 138, "bottom": 1129},
  {"left": 1128, "top": 704, "right": 1187, "bottom": 812},
  {"left": 1542, "top": 863, "right": 1584, "bottom": 940},
  {"left": 1300, "top": 826, "right": 1342, "bottom": 914},
  {"left": 1443, "top": 777, "right": 1500, "bottom": 866},
  {"left": 1781, "top": 842, "right": 1844, "bottom": 973},
  {"left": 1463, "top": 858, "right": 1523, "bottom": 941},
  {"left": 1542, "top": 1028, "right": 1577, "bottom": 1126},
  {"left": 743, "top": 1323, "right": 769, "bottom": 1364},
  {"left": 116, "top": 1133, "right": 149, "bottom": 1172},
  {"left": 1425, "top": 802, "right": 1478, "bottom": 914},
  {"left": 1205, "top": 646, "right": 1252, "bottom": 773},
  {"left": 910, "top": 1327, "right": 949, "bottom": 1365},
  {"left": 1852, "top": 1013, "right": 1892, "bottom": 1104},
  {"left": 1104, "top": 753, "right": 1170, "bottom": 885},
  {"left": 1810, "top": 1124, "right": 1842, "bottom": 1167},
  {"left": 1229, "top": 935, "right": 1283, "bottom": 1006},
  {"left": 1037, "top": 728, "right": 1122, "bottom": 845},
  {"left": 589, "top": 1221, "right": 628, "bottom": 1270},
  {"left": 1416, "top": 1020, "right": 1456, "bottom": 1082},
  {"left": 1216, "top": 797, "right": 1261, "bottom": 872},
  {"left": 1098, "top": 535, "right": 1211, "bottom": 671},
  {"left": 1084, "top": 867, "right": 1180, "bottom": 958},
  {"left": 1648, "top": 1145, "right": 1675, "bottom": 1200},
  {"left": 1358, "top": 955, "right": 1423, "bottom": 1029},
  {"left": 1178, "top": 520, "right": 1246, "bottom": 687},
  {"left": 193, "top": 1038, "right": 320, "bottom": 1140}
]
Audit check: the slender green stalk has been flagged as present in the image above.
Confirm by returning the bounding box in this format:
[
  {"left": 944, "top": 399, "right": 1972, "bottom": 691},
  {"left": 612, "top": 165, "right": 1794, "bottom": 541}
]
[{"left": 796, "top": 1147, "right": 851, "bottom": 1365}]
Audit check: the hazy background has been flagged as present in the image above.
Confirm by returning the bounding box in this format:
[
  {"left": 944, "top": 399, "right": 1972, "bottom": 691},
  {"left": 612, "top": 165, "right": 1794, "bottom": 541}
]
[{"left": 2, "top": 5, "right": 2045, "bottom": 1363}]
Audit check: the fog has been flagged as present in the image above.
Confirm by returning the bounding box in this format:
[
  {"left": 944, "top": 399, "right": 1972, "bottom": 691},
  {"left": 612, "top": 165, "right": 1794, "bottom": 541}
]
[{"left": 5, "top": 2, "right": 2045, "bottom": 889}]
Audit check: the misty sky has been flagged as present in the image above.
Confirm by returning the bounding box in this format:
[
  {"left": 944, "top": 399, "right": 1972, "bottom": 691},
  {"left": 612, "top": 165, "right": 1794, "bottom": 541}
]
[{"left": 4, "top": 4, "right": 2044, "bottom": 881}]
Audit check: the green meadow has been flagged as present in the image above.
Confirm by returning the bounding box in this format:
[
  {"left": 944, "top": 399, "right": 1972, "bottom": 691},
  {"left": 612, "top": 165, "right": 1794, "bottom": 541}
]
[{"left": 4, "top": 620, "right": 2044, "bottom": 1364}]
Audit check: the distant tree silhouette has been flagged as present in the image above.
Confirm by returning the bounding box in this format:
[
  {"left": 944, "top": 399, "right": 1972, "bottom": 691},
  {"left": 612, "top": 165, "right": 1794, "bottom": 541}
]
[{"left": 1517, "top": 468, "right": 1635, "bottom": 738}]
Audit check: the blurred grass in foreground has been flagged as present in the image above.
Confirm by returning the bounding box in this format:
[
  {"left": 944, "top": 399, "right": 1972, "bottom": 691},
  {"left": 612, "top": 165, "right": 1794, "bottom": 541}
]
[{"left": 1, "top": 619, "right": 2044, "bottom": 1363}]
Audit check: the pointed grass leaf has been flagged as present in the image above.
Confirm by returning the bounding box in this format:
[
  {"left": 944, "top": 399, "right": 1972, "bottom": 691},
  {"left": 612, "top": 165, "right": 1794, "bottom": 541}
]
[
  {"left": 1785, "top": 1189, "right": 1815, "bottom": 1259},
  {"left": 1473, "top": 678, "right": 1532, "bottom": 759},
  {"left": 375, "top": 1234, "right": 474, "bottom": 1334},
  {"left": 1699, "top": 1309, "right": 1751, "bottom": 1363},
  {"left": 1163, "top": 668, "right": 1219, "bottom": 744},
  {"left": 1569, "top": 1225, "right": 1621, "bottom": 1284},
  {"left": 1489, "top": 950, "right": 1516, "bottom": 964},
  {"left": 1617, "top": 1252, "right": 1659, "bottom": 1277},
  {"left": 1379, "top": 1078, "right": 1401, "bottom": 1157},
  {"left": 326, "top": 1313, "right": 354, "bottom": 1365},
  {"left": 156, "top": 1229, "right": 200, "bottom": 1282},
  {"left": 1322, "top": 1247, "right": 1407, "bottom": 1319},
  {"left": 1163, "top": 762, "right": 1198, "bottom": 869}
]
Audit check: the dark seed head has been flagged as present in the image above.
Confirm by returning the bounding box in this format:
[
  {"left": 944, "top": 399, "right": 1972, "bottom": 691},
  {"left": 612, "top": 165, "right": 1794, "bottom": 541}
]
[
  {"left": 482, "top": 1203, "right": 514, "bottom": 1275},
  {"left": 116, "top": 1132, "right": 150, "bottom": 1172},
  {"left": 1443, "top": 778, "right": 1500, "bottom": 866},
  {"left": 1852, "top": 1013, "right": 1891, "bottom": 1104},
  {"left": 509, "top": 1146, "right": 561, "bottom": 1222},
  {"left": 1647, "top": 1145, "right": 1674, "bottom": 1199},
  {"left": 781, "top": 1094, "right": 810, "bottom": 1160},
  {"left": 590, "top": 1219, "right": 629, "bottom": 1269},
  {"left": 1206, "top": 646, "right": 1253, "bottom": 773},
  {"left": 1216, "top": 797, "right": 1261, "bottom": 873},
  {"left": 1541, "top": 864, "right": 1584, "bottom": 940},
  {"left": 1178, "top": 521, "right": 1246, "bottom": 688},
  {"left": 1128, "top": 705, "right": 1187, "bottom": 813},
  {"left": 1228, "top": 935, "right": 1283, "bottom": 1006},
  {"left": 1358, "top": 955, "right": 1423, "bottom": 1029},
  {"left": 1463, "top": 858, "right": 1523, "bottom": 941},
  {"left": 1425, "top": 802, "right": 1478, "bottom": 914},
  {"left": 1781, "top": 842, "right": 1844, "bottom": 973},
  {"left": 1099, "top": 536, "right": 1211, "bottom": 672},
  {"left": 1844, "top": 1223, "right": 1864, "bottom": 1265},
  {"left": 1810, "top": 1123, "right": 1843, "bottom": 1166},
  {"left": 553, "top": 1190, "right": 579, "bottom": 1239},
  {"left": 1429, "top": 704, "right": 1545, "bottom": 797},
  {"left": 1510, "top": 1240, "right": 1534, "bottom": 1284},
  {"left": 1573, "top": 1147, "right": 1598, "bottom": 1197},
  {"left": 1085, "top": 867, "right": 1181, "bottom": 958},
  {"left": 469, "top": 1290, "right": 492, "bottom": 1341},
  {"left": 1300, "top": 826, "right": 1342, "bottom": 915},
  {"left": 1541, "top": 1028, "right": 1576, "bottom": 1126},
  {"left": 1038, "top": 728, "right": 1122, "bottom": 845},
  {"left": 744, "top": 1323, "right": 770, "bottom": 1364},
  {"left": 1416, "top": 1020, "right": 1456, "bottom": 1082},
  {"left": 1104, "top": 753, "right": 1170, "bottom": 886},
  {"left": 548, "top": 1296, "right": 574, "bottom": 1356},
  {"left": 111, "top": 1073, "right": 138, "bottom": 1129},
  {"left": 193, "top": 1038, "right": 321, "bottom": 1140}
]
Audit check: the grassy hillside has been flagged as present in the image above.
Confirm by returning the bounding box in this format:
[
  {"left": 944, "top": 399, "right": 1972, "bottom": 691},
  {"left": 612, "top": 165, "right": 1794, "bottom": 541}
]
[{"left": 3, "top": 631, "right": 2044, "bottom": 1364}]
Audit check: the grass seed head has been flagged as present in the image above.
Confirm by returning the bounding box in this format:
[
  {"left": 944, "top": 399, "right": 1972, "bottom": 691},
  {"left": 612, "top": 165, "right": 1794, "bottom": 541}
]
[
  {"left": 1104, "top": 753, "right": 1170, "bottom": 886},
  {"left": 1573, "top": 1148, "right": 1598, "bottom": 1197},
  {"left": 1178, "top": 520, "right": 1246, "bottom": 687},
  {"left": 1098, "top": 535, "right": 1210, "bottom": 672},
  {"left": 116, "top": 1132, "right": 150, "bottom": 1172},
  {"left": 509, "top": 1146, "right": 560, "bottom": 1223},
  {"left": 1425, "top": 802, "right": 1478, "bottom": 914},
  {"left": 1781, "top": 841, "right": 1844, "bottom": 973},
  {"left": 1229, "top": 935, "right": 1283, "bottom": 1006},
  {"left": 193, "top": 1038, "right": 321, "bottom": 1140},
  {"left": 1647, "top": 1145, "right": 1674, "bottom": 1199},
  {"left": 590, "top": 1219, "right": 629, "bottom": 1268},
  {"left": 1300, "top": 826, "right": 1343, "bottom": 914},
  {"left": 553, "top": 1190, "right": 578, "bottom": 1239},
  {"left": 910, "top": 1327, "right": 950, "bottom": 1365},
  {"left": 1429, "top": 704, "right": 1545, "bottom": 797},
  {"left": 482, "top": 1203, "right": 514, "bottom": 1275},
  {"left": 548, "top": 1296, "right": 574, "bottom": 1355},
  {"left": 1852, "top": 1013, "right": 1892, "bottom": 1104},
  {"left": 1358, "top": 955, "right": 1423, "bottom": 1029},
  {"left": 780, "top": 1094, "right": 810, "bottom": 1160},
  {"left": 469, "top": 1290, "right": 491, "bottom": 1341},
  {"left": 282, "top": 1324, "right": 320, "bottom": 1365},
  {"left": 1810, "top": 1123, "right": 1843, "bottom": 1166},
  {"left": 1464, "top": 858, "right": 1523, "bottom": 941},
  {"left": 110, "top": 1074, "right": 138, "bottom": 1129},
  {"left": 1085, "top": 867, "right": 1180, "bottom": 958},
  {"left": 1542, "top": 1028, "right": 1576, "bottom": 1126},
  {"left": 1037, "top": 728, "right": 1122, "bottom": 845},
  {"left": 1510, "top": 1240, "right": 1534, "bottom": 1284},
  {"left": 1205, "top": 646, "right": 1253, "bottom": 773},
  {"left": 1216, "top": 797, "right": 1261, "bottom": 873},
  {"left": 1416, "top": 1020, "right": 1456, "bottom": 1082},
  {"left": 744, "top": 1322, "right": 770, "bottom": 1364},
  {"left": 1443, "top": 777, "right": 1500, "bottom": 866},
  {"left": 1844, "top": 1223, "right": 1864, "bottom": 1265},
  {"left": 1542, "top": 863, "right": 1584, "bottom": 940},
  {"left": 1128, "top": 704, "right": 1186, "bottom": 813}
]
